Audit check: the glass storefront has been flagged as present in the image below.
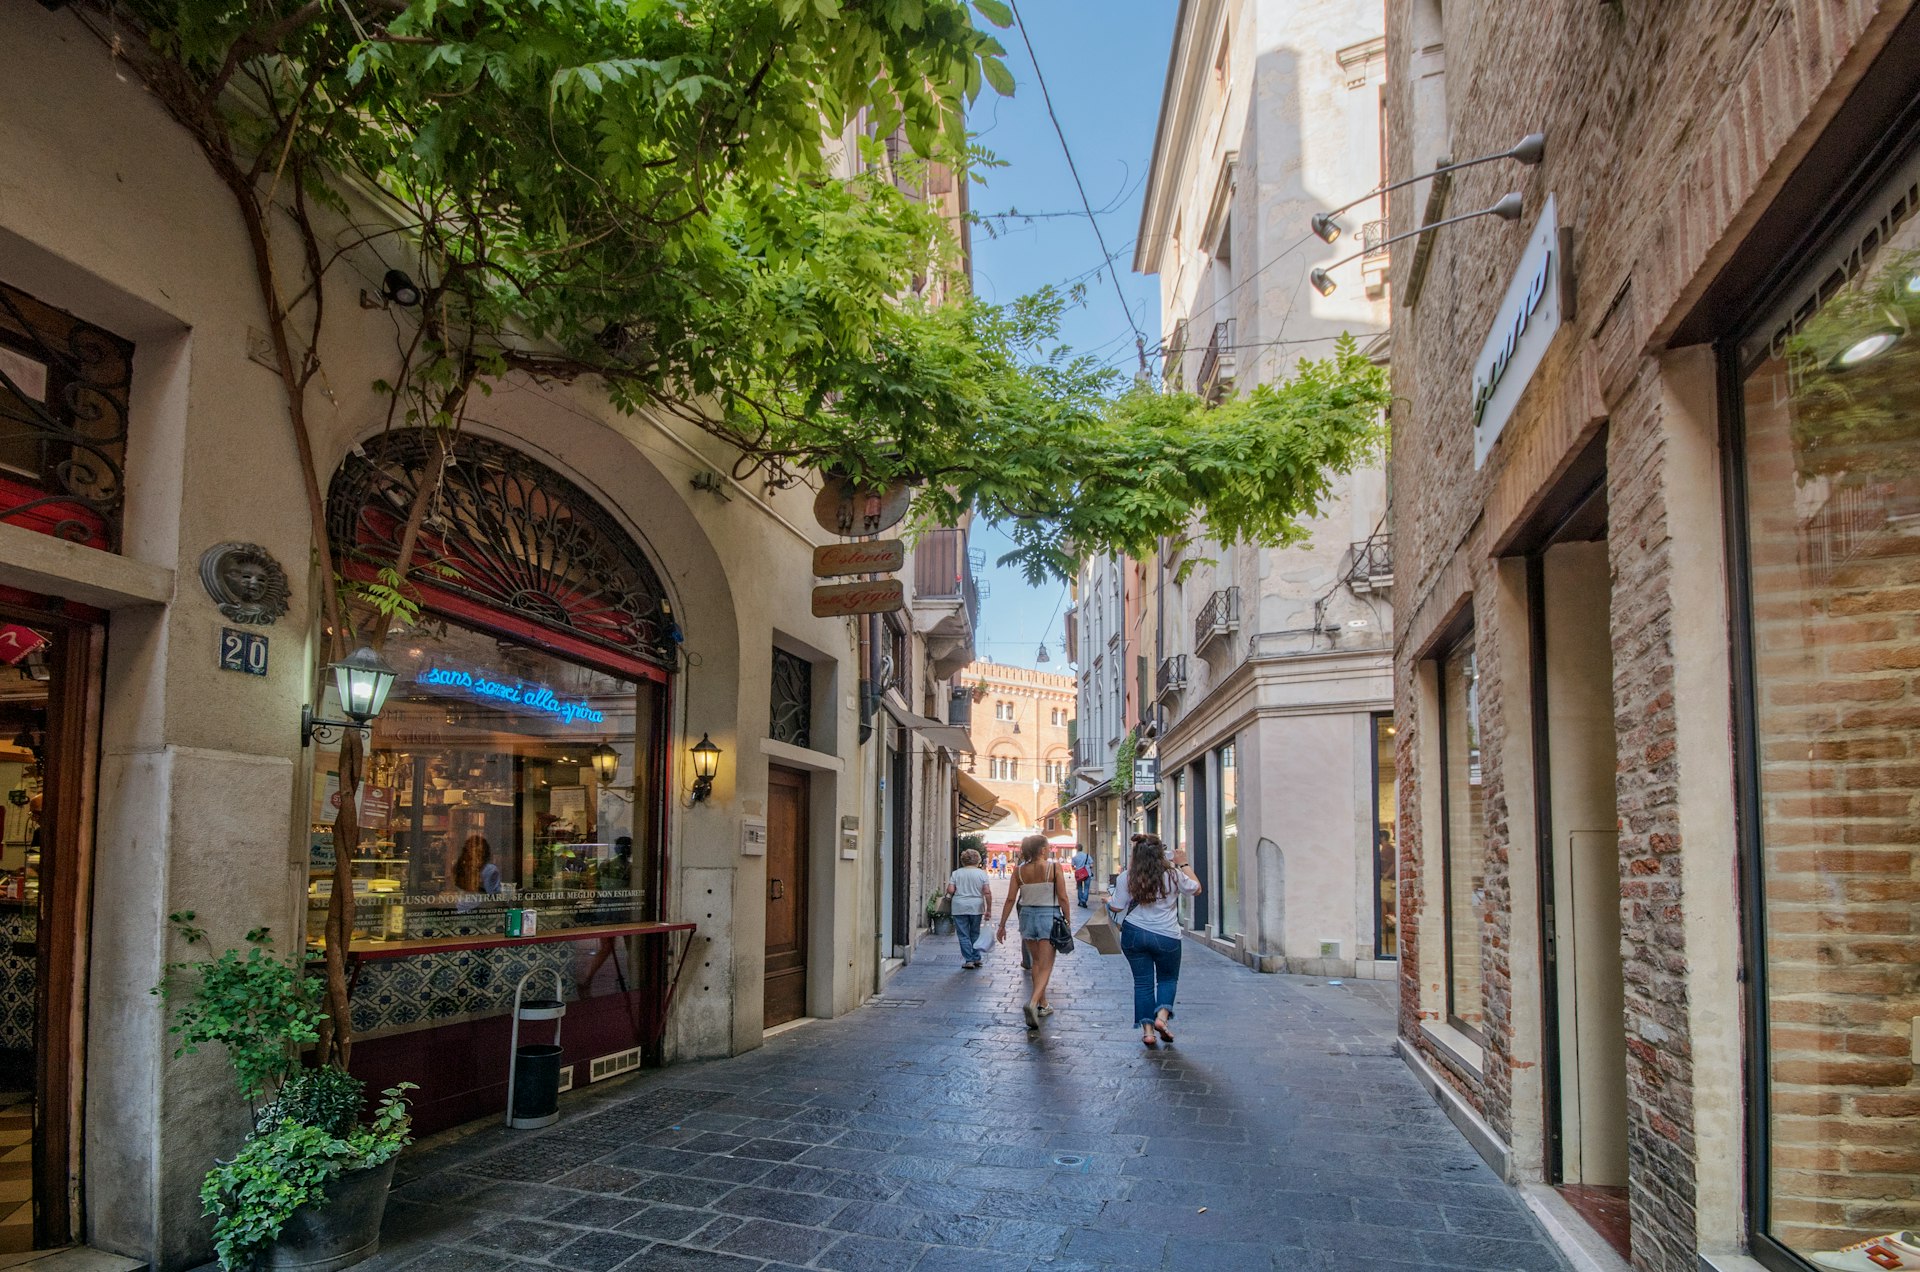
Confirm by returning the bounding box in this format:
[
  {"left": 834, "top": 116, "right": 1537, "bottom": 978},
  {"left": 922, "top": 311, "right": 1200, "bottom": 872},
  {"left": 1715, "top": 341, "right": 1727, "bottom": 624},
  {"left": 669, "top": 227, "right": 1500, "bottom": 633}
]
[
  {"left": 1172, "top": 769, "right": 1192, "bottom": 929},
  {"left": 1439, "top": 635, "right": 1485, "bottom": 1041},
  {"left": 1735, "top": 143, "right": 1920, "bottom": 1263},
  {"left": 307, "top": 615, "right": 665, "bottom": 1027},
  {"left": 1216, "top": 741, "right": 1239, "bottom": 938},
  {"left": 1373, "top": 713, "right": 1398, "bottom": 959}
]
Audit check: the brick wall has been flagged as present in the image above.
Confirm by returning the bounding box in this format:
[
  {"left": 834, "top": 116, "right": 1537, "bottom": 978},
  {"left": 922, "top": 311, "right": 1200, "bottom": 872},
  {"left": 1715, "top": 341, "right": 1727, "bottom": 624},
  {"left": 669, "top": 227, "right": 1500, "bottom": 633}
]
[{"left": 1384, "top": 2, "right": 1917, "bottom": 1268}]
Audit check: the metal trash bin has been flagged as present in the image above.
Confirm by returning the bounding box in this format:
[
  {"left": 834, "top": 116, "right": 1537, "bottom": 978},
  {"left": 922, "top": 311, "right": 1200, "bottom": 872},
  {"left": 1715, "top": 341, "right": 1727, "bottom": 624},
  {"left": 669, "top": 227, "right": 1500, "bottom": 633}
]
[{"left": 506, "top": 970, "right": 567, "bottom": 1130}]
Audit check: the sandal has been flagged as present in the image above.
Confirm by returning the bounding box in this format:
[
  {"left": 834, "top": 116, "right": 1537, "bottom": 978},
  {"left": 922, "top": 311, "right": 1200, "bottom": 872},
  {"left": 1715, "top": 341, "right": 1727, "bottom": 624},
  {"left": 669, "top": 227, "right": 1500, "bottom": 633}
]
[
  {"left": 1023, "top": 1003, "right": 1040, "bottom": 1030},
  {"left": 1154, "top": 1014, "right": 1174, "bottom": 1042},
  {"left": 1141, "top": 1028, "right": 1158, "bottom": 1048}
]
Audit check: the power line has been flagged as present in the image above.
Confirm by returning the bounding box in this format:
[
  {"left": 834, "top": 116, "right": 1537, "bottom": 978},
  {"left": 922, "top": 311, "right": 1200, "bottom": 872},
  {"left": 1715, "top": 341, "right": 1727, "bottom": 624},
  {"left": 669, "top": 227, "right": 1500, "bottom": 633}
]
[{"left": 1007, "top": 0, "right": 1149, "bottom": 376}]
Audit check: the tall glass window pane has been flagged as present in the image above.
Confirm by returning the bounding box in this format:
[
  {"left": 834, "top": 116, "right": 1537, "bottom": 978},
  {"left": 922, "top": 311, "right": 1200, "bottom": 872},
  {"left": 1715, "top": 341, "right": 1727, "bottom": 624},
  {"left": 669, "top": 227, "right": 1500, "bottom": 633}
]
[
  {"left": 1217, "top": 742, "right": 1239, "bottom": 938},
  {"left": 1373, "top": 714, "right": 1399, "bottom": 958},
  {"left": 1740, "top": 202, "right": 1920, "bottom": 1259},
  {"left": 1440, "top": 637, "right": 1485, "bottom": 1040},
  {"left": 308, "top": 616, "right": 662, "bottom": 971}
]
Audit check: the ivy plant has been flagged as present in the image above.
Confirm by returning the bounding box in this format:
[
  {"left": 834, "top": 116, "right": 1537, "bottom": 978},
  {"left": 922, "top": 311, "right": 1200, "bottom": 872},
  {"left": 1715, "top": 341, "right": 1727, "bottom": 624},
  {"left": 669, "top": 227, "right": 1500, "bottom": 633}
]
[{"left": 153, "top": 914, "right": 326, "bottom": 1106}]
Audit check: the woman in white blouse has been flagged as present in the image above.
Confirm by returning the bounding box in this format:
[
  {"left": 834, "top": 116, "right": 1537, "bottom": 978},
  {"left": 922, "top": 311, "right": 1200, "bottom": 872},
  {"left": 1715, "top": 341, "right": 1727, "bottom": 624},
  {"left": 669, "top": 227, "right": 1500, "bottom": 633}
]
[{"left": 1108, "top": 832, "right": 1202, "bottom": 1048}]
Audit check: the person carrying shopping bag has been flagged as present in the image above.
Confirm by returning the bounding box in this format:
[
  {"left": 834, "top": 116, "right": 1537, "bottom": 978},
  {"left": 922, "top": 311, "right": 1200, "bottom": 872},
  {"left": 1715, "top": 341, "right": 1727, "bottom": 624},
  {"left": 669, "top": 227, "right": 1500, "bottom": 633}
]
[
  {"left": 1108, "top": 832, "right": 1201, "bottom": 1048},
  {"left": 996, "top": 833, "right": 1072, "bottom": 1030}
]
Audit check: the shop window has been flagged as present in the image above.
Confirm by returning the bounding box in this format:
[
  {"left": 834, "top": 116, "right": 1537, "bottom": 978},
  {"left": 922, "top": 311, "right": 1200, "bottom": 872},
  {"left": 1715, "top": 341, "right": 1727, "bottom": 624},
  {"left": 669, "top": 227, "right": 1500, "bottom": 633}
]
[
  {"left": 307, "top": 615, "right": 665, "bottom": 961},
  {"left": 1373, "top": 713, "right": 1399, "bottom": 958},
  {"left": 1734, "top": 151, "right": 1920, "bottom": 1261},
  {"left": 1172, "top": 769, "right": 1193, "bottom": 929},
  {"left": 770, "top": 648, "right": 812, "bottom": 748},
  {"left": 1215, "top": 741, "right": 1239, "bottom": 938},
  {"left": 1438, "top": 634, "right": 1485, "bottom": 1041},
  {"left": 0, "top": 282, "right": 133, "bottom": 552}
]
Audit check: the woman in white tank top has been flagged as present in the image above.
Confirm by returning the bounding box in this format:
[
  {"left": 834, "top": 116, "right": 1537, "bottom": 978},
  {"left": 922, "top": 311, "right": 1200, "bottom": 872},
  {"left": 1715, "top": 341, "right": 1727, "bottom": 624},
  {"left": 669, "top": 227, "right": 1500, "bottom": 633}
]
[{"left": 995, "top": 833, "right": 1071, "bottom": 1029}]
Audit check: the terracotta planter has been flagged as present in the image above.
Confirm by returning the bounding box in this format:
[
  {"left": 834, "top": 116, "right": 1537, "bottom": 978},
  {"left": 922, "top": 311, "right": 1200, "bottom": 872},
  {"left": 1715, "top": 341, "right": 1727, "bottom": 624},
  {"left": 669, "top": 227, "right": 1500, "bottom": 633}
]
[{"left": 262, "top": 1158, "right": 396, "bottom": 1272}]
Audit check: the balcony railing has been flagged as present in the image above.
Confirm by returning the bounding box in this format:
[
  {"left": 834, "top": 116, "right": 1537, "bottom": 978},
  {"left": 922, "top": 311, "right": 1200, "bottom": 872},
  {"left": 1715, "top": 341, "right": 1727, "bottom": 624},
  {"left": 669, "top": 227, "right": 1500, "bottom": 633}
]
[
  {"left": 1155, "top": 654, "right": 1188, "bottom": 699},
  {"left": 1343, "top": 533, "right": 1393, "bottom": 593},
  {"left": 1196, "top": 319, "right": 1234, "bottom": 404},
  {"left": 913, "top": 527, "right": 980, "bottom": 620},
  {"left": 1362, "top": 218, "right": 1390, "bottom": 260},
  {"left": 1194, "top": 586, "right": 1241, "bottom": 652}
]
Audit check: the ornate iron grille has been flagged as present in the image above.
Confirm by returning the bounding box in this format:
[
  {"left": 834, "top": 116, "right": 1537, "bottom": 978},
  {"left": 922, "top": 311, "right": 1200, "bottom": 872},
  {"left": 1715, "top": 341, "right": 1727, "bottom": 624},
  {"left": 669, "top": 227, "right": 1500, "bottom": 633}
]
[
  {"left": 327, "top": 430, "right": 676, "bottom": 669},
  {"left": 0, "top": 281, "right": 132, "bottom": 551},
  {"left": 770, "top": 648, "right": 813, "bottom": 748}
]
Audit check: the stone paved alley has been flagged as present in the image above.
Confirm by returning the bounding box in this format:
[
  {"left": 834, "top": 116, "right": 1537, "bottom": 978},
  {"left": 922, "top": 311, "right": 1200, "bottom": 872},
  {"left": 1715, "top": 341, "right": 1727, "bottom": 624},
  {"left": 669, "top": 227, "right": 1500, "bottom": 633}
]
[{"left": 360, "top": 932, "right": 1573, "bottom": 1272}]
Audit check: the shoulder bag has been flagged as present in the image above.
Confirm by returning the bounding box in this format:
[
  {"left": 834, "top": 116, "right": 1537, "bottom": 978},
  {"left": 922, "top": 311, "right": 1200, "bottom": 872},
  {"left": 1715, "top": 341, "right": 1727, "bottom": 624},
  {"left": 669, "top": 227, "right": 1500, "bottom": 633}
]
[{"left": 1049, "top": 865, "right": 1075, "bottom": 954}]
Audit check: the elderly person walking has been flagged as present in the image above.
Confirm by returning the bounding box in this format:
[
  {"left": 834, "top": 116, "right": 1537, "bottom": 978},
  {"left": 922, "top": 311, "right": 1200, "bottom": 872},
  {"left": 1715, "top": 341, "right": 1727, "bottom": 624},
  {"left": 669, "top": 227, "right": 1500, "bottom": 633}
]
[
  {"left": 1110, "top": 832, "right": 1201, "bottom": 1047},
  {"left": 946, "top": 848, "right": 993, "bottom": 968},
  {"left": 996, "top": 833, "right": 1072, "bottom": 1030}
]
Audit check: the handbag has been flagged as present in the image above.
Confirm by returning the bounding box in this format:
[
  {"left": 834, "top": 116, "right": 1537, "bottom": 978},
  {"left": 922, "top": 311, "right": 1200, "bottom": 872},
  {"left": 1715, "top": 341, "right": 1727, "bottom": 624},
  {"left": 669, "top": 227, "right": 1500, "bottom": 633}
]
[
  {"left": 1074, "top": 865, "right": 1091, "bottom": 881},
  {"left": 1049, "top": 912, "right": 1075, "bottom": 954}
]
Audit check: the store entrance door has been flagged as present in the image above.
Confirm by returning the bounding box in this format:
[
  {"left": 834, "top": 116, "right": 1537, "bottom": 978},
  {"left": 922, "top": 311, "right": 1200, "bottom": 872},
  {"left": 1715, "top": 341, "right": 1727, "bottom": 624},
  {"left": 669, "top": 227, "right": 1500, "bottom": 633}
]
[
  {"left": 764, "top": 766, "right": 810, "bottom": 1028},
  {"left": 1530, "top": 492, "right": 1631, "bottom": 1260},
  {"left": 0, "top": 603, "right": 97, "bottom": 1253}
]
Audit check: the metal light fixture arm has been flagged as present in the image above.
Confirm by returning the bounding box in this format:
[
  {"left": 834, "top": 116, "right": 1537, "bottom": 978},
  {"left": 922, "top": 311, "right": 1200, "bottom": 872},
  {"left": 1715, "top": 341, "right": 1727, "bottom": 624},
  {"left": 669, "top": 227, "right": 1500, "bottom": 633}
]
[
  {"left": 1311, "top": 194, "right": 1525, "bottom": 296},
  {"left": 1312, "top": 133, "right": 1544, "bottom": 242}
]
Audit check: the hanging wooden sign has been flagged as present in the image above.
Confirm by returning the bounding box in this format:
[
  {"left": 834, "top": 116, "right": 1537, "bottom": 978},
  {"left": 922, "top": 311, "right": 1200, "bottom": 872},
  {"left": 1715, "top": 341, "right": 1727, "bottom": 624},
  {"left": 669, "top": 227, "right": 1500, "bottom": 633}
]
[
  {"left": 813, "top": 539, "right": 906, "bottom": 578},
  {"left": 813, "top": 476, "right": 911, "bottom": 537},
  {"left": 811, "top": 579, "right": 905, "bottom": 617}
]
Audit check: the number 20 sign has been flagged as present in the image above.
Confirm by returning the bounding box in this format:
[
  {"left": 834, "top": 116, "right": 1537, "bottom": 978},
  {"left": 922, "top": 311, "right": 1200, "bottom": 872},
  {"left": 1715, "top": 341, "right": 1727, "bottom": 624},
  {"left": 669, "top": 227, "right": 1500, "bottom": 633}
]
[{"left": 218, "top": 627, "right": 269, "bottom": 677}]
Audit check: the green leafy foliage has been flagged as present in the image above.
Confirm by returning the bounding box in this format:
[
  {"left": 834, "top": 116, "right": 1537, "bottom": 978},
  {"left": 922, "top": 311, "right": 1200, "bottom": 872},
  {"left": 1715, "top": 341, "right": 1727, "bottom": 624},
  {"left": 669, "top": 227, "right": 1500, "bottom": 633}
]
[
  {"left": 112, "top": 0, "right": 1387, "bottom": 589},
  {"left": 154, "top": 915, "right": 326, "bottom": 1105},
  {"left": 255, "top": 1066, "right": 366, "bottom": 1140},
  {"left": 1113, "top": 729, "right": 1138, "bottom": 796},
  {"left": 200, "top": 1084, "right": 415, "bottom": 1272}
]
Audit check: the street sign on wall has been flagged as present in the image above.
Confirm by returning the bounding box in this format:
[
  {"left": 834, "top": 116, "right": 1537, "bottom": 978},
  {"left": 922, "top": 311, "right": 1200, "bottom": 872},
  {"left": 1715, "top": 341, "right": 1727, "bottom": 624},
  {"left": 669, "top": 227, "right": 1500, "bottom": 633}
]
[
  {"left": 810, "top": 579, "right": 905, "bottom": 617},
  {"left": 813, "top": 539, "right": 906, "bottom": 577}
]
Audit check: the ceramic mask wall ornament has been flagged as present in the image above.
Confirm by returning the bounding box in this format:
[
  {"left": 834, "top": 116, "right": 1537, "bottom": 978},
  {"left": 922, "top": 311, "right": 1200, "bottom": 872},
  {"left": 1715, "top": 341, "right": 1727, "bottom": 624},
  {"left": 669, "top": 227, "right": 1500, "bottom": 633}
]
[{"left": 198, "top": 541, "right": 292, "bottom": 625}]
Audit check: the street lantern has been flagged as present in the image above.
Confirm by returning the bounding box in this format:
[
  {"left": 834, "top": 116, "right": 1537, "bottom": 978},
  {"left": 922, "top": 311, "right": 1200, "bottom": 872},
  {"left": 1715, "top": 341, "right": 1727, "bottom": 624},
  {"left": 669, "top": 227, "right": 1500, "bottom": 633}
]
[
  {"left": 690, "top": 733, "right": 722, "bottom": 803},
  {"left": 302, "top": 645, "right": 399, "bottom": 746},
  {"left": 590, "top": 742, "right": 620, "bottom": 784}
]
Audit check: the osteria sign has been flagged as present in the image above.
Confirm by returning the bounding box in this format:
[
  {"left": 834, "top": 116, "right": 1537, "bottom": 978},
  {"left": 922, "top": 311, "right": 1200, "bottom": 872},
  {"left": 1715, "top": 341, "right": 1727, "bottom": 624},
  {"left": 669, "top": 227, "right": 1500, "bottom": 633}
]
[
  {"left": 813, "top": 540, "right": 906, "bottom": 577},
  {"left": 1471, "top": 194, "right": 1566, "bottom": 469}
]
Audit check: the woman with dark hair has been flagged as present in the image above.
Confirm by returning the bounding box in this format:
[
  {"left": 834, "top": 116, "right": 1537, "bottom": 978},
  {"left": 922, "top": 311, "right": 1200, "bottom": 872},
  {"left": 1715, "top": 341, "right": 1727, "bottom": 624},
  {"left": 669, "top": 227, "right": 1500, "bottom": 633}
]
[
  {"left": 1109, "top": 832, "right": 1201, "bottom": 1047},
  {"left": 995, "top": 833, "right": 1072, "bottom": 1030},
  {"left": 452, "top": 834, "right": 501, "bottom": 913}
]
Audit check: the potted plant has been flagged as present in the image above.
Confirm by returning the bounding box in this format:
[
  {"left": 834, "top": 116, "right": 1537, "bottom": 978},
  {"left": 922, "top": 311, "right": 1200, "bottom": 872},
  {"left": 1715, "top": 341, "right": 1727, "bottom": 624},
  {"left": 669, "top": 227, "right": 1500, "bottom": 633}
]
[{"left": 156, "top": 913, "right": 415, "bottom": 1271}]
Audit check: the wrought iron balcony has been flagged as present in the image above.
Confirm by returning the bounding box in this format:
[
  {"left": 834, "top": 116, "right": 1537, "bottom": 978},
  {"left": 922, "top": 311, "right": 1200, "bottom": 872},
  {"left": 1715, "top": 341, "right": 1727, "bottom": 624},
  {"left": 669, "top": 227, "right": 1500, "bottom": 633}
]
[
  {"left": 1343, "top": 534, "right": 1393, "bottom": 593},
  {"left": 1155, "top": 654, "right": 1187, "bottom": 699},
  {"left": 1362, "top": 218, "right": 1391, "bottom": 260},
  {"left": 1195, "top": 319, "right": 1234, "bottom": 404},
  {"left": 1194, "top": 586, "right": 1241, "bottom": 653}
]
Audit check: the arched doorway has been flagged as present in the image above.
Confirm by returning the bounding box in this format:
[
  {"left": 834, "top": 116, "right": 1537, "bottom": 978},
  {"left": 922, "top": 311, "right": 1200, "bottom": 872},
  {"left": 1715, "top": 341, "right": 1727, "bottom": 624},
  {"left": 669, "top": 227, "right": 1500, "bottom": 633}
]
[{"left": 317, "top": 429, "right": 683, "bottom": 1130}]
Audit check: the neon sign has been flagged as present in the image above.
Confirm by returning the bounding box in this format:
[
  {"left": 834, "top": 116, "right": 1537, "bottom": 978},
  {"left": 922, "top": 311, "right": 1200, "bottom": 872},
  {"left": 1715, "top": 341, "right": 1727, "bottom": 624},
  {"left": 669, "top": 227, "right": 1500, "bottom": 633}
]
[{"left": 417, "top": 666, "right": 606, "bottom": 725}]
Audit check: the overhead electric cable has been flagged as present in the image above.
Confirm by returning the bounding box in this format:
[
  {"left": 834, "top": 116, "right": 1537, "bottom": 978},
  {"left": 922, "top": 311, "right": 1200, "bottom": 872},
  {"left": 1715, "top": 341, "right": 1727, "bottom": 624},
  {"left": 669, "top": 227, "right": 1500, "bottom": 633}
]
[{"left": 1007, "top": 0, "right": 1150, "bottom": 375}]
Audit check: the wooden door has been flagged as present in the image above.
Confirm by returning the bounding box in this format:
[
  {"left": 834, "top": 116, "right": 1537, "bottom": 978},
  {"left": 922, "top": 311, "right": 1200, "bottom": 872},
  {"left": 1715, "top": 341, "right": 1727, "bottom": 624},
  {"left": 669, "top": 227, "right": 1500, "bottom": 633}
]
[{"left": 763, "top": 766, "right": 809, "bottom": 1028}]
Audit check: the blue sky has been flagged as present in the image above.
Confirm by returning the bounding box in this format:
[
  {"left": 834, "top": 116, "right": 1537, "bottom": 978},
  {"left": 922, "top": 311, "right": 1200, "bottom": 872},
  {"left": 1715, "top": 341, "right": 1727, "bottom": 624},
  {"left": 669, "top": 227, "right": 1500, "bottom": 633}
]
[{"left": 963, "top": 0, "right": 1176, "bottom": 672}]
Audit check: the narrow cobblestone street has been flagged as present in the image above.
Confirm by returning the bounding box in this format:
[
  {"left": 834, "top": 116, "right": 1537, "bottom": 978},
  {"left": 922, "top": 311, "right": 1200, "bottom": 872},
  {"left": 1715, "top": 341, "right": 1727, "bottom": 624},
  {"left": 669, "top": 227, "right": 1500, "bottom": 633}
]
[{"left": 362, "top": 930, "right": 1572, "bottom": 1272}]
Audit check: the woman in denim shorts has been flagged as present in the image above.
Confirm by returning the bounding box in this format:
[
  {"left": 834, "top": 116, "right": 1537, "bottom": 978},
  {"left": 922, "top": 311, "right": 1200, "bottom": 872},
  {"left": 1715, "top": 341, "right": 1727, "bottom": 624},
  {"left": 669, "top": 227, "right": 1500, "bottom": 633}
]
[{"left": 995, "top": 833, "right": 1072, "bottom": 1030}]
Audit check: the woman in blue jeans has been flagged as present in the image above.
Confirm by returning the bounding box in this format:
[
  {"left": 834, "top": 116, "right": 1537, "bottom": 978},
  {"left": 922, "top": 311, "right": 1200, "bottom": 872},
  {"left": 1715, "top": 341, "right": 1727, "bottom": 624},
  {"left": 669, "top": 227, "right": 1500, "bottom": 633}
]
[{"left": 1108, "top": 833, "right": 1201, "bottom": 1048}]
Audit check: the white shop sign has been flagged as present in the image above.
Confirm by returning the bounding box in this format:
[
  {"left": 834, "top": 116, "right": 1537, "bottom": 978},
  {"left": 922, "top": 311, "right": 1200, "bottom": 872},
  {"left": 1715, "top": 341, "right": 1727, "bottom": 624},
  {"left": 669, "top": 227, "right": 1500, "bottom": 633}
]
[{"left": 1472, "top": 194, "right": 1564, "bottom": 469}]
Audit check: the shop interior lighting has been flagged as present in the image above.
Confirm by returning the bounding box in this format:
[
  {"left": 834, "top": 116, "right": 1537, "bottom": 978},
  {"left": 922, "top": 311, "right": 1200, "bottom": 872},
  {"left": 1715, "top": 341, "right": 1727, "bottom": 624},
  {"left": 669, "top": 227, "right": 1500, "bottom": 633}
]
[
  {"left": 689, "top": 733, "right": 722, "bottom": 803},
  {"left": 590, "top": 743, "right": 620, "bottom": 783},
  {"left": 1311, "top": 193, "right": 1526, "bottom": 297},
  {"left": 1311, "top": 132, "right": 1545, "bottom": 243},
  {"left": 1829, "top": 328, "right": 1903, "bottom": 369},
  {"left": 302, "top": 645, "right": 399, "bottom": 746}
]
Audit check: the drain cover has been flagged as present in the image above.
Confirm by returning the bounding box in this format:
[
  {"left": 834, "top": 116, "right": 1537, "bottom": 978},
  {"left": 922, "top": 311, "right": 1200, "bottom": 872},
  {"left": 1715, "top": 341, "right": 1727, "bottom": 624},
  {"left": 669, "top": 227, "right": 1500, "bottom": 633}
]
[{"left": 1051, "top": 1153, "right": 1089, "bottom": 1170}]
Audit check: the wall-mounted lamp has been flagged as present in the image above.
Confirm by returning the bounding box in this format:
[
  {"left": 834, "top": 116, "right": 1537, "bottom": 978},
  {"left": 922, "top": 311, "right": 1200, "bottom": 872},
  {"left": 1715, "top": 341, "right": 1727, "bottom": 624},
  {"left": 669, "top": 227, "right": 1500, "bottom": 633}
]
[
  {"left": 590, "top": 742, "right": 621, "bottom": 784},
  {"left": 302, "top": 645, "right": 399, "bottom": 746},
  {"left": 1310, "top": 193, "right": 1525, "bottom": 297},
  {"left": 689, "top": 733, "right": 721, "bottom": 803},
  {"left": 382, "top": 269, "right": 423, "bottom": 307},
  {"left": 1310, "top": 133, "right": 1545, "bottom": 243}
]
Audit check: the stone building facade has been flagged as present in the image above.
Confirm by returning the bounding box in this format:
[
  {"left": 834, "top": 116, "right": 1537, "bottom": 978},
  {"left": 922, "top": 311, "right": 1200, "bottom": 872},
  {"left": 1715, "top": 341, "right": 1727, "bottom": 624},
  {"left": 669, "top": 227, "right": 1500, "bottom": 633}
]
[
  {"left": 1128, "top": 0, "right": 1397, "bottom": 978},
  {"left": 1385, "top": 3, "right": 1920, "bottom": 1270},
  {"left": 957, "top": 660, "right": 1075, "bottom": 833},
  {"left": 0, "top": 6, "right": 976, "bottom": 1264}
]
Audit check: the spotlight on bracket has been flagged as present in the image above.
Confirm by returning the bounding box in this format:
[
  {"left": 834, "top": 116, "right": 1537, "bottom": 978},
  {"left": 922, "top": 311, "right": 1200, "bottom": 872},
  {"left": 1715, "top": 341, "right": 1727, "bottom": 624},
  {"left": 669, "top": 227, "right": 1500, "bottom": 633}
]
[{"left": 1311, "top": 193, "right": 1525, "bottom": 297}]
